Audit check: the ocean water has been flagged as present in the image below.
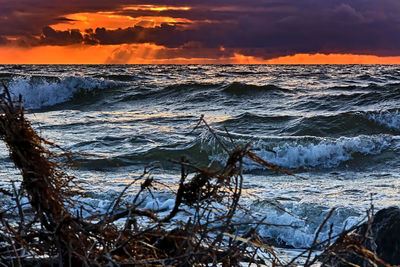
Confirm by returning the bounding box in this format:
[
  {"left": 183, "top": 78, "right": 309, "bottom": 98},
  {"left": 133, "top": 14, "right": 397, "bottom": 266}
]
[{"left": 1, "top": 64, "right": 400, "bottom": 249}]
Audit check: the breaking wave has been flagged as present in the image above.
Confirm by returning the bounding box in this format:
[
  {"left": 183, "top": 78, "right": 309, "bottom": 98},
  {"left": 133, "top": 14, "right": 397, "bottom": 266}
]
[
  {"left": 255, "top": 136, "right": 392, "bottom": 169},
  {"left": 6, "top": 76, "right": 117, "bottom": 109},
  {"left": 219, "top": 110, "right": 400, "bottom": 137},
  {"left": 252, "top": 201, "right": 360, "bottom": 248},
  {"left": 222, "top": 82, "right": 290, "bottom": 95},
  {"left": 207, "top": 134, "right": 393, "bottom": 169},
  {"left": 367, "top": 109, "right": 400, "bottom": 131}
]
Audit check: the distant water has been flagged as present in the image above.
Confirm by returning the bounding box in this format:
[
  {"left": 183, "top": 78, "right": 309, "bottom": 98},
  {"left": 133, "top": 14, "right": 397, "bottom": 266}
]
[{"left": 1, "top": 64, "right": 400, "bottom": 249}]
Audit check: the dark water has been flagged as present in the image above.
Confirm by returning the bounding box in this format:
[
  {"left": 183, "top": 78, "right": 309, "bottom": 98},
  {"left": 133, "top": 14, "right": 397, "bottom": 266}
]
[{"left": 1, "top": 64, "right": 400, "bottom": 248}]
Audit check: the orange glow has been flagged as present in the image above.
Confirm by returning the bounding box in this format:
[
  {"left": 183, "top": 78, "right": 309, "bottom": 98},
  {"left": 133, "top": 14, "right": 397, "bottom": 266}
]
[
  {"left": 262, "top": 53, "right": 400, "bottom": 65},
  {"left": 0, "top": 44, "right": 227, "bottom": 64},
  {"left": 1, "top": 45, "right": 400, "bottom": 65},
  {"left": 122, "top": 5, "right": 191, "bottom": 11},
  {"left": 52, "top": 13, "right": 134, "bottom": 31},
  {"left": 232, "top": 53, "right": 270, "bottom": 64},
  {"left": 0, "top": 45, "right": 117, "bottom": 64},
  {"left": 51, "top": 12, "right": 192, "bottom": 31},
  {"left": 51, "top": 4, "right": 193, "bottom": 32}
]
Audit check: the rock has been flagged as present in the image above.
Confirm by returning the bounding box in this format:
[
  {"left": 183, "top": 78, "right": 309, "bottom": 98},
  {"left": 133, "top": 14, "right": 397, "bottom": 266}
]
[
  {"left": 370, "top": 206, "right": 400, "bottom": 264},
  {"left": 320, "top": 206, "right": 400, "bottom": 266}
]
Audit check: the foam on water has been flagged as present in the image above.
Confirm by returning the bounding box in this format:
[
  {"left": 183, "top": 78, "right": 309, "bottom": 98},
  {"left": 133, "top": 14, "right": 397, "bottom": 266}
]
[
  {"left": 253, "top": 203, "right": 361, "bottom": 248},
  {"left": 367, "top": 109, "right": 400, "bottom": 131},
  {"left": 258, "top": 135, "right": 391, "bottom": 168},
  {"left": 208, "top": 135, "right": 392, "bottom": 169},
  {"left": 70, "top": 187, "right": 364, "bottom": 249},
  {"left": 6, "top": 76, "right": 116, "bottom": 109}
]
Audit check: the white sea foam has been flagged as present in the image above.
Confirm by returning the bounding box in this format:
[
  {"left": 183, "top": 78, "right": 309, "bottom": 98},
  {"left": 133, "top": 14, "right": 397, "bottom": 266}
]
[
  {"left": 255, "top": 203, "right": 361, "bottom": 248},
  {"left": 367, "top": 110, "right": 400, "bottom": 130},
  {"left": 6, "top": 76, "right": 116, "bottom": 109},
  {"left": 210, "top": 135, "right": 391, "bottom": 169}
]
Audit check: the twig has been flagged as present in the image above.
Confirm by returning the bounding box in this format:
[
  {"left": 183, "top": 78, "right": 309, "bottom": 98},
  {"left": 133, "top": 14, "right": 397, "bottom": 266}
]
[{"left": 305, "top": 208, "right": 336, "bottom": 266}]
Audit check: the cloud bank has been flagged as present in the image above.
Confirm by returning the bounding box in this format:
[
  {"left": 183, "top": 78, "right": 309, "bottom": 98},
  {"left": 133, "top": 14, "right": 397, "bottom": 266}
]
[{"left": 0, "top": 0, "right": 399, "bottom": 60}]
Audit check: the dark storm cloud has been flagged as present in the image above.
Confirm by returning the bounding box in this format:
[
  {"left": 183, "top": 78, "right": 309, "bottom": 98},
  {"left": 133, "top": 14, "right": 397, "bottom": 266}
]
[
  {"left": 0, "top": 0, "right": 127, "bottom": 36},
  {"left": 0, "top": 36, "right": 8, "bottom": 45},
  {"left": 54, "top": 17, "right": 77, "bottom": 22},
  {"left": 40, "top": 26, "right": 83, "bottom": 46},
  {"left": 1, "top": 0, "right": 400, "bottom": 58}
]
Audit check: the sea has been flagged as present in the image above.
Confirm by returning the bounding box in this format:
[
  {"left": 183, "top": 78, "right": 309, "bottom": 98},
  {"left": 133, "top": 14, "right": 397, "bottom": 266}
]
[{"left": 0, "top": 64, "right": 399, "bottom": 250}]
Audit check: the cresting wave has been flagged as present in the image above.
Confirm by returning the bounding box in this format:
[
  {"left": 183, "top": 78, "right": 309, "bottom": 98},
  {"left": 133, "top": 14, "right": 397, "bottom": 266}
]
[
  {"left": 76, "top": 133, "right": 396, "bottom": 170},
  {"left": 221, "top": 109, "right": 400, "bottom": 136},
  {"left": 367, "top": 109, "right": 400, "bottom": 131},
  {"left": 221, "top": 82, "right": 290, "bottom": 95},
  {"left": 6, "top": 76, "right": 118, "bottom": 109},
  {"left": 125, "top": 82, "right": 288, "bottom": 101},
  {"left": 4, "top": 79, "right": 293, "bottom": 109},
  {"left": 298, "top": 109, "right": 400, "bottom": 135},
  {"left": 121, "top": 82, "right": 223, "bottom": 101},
  {"left": 251, "top": 135, "right": 392, "bottom": 169},
  {"left": 326, "top": 82, "right": 400, "bottom": 91},
  {"left": 205, "top": 134, "right": 394, "bottom": 169},
  {"left": 4, "top": 76, "right": 400, "bottom": 110},
  {"left": 252, "top": 202, "right": 360, "bottom": 248}
]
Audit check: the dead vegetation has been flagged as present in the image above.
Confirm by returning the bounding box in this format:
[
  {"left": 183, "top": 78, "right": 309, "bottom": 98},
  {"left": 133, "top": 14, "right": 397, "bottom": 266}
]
[{"left": 0, "top": 84, "right": 394, "bottom": 266}]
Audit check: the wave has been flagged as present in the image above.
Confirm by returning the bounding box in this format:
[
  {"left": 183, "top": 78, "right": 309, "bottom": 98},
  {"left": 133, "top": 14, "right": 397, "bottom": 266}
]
[
  {"left": 366, "top": 109, "right": 400, "bottom": 131},
  {"left": 205, "top": 133, "right": 393, "bottom": 169},
  {"left": 163, "top": 82, "right": 221, "bottom": 92},
  {"left": 222, "top": 82, "right": 290, "bottom": 95},
  {"left": 0, "top": 72, "right": 16, "bottom": 78},
  {"left": 252, "top": 201, "right": 360, "bottom": 248},
  {"left": 76, "top": 131, "right": 395, "bottom": 171},
  {"left": 249, "top": 135, "right": 392, "bottom": 169},
  {"left": 221, "top": 112, "right": 297, "bottom": 124},
  {"left": 70, "top": 184, "right": 362, "bottom": 249},
  {"left": 225, "top": 70, "right": 269, "bottom": 75},
  {"left": 218, "top": 110, "right": 400, "bottom": 137},
  {"left": 96, "top": 74, "right": 137, "bottom": 82},
  {"left": 6, "top": 76, "right": 118, "bottom": 109},
  {"left": 299, "top": 91, "right": 393, "bottom": 112},
  {"left": 118, "top": 82, "right": 222, "bottom": 102},
  {"left": 357, "top": 74, "right": 384, "bottom": 82},
  {"left": 326, "top": 85, "right": 360, "bottom": 91},
  {"left": 291, "top": 110, "right": 400, "bottom": 136},
  {"left": 76, "top": 141, "right": 214, "bottom": 170},
  {"left": 327, "top": 82, "right": 400, "bottom": 91}
]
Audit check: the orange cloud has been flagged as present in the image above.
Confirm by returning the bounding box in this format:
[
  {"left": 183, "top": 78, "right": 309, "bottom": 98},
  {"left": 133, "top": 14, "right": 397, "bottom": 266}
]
[
  {"left": 51, "top": 13, "right": 192, "bottom": 32},
  {"left": 122, "top": 5, "right": 191, "bottom": 12},
  {"left": 50, "top": 5, "right": 193, "bottom": 32}
]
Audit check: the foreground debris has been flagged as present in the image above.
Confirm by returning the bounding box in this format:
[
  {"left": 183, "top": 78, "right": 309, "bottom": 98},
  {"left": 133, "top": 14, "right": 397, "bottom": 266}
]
[{"left": 0, "top": 85, "right": 284, "bottom": 266}]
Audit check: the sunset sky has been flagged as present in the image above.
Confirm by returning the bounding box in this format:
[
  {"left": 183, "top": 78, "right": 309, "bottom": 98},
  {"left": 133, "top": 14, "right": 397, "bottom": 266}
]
[{"left": 0, "top": 0, "right": 400, "bottom": 64}]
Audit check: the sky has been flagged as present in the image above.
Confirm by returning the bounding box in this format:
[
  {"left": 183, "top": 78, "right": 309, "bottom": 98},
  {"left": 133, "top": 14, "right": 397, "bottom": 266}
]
[{"left": 0, "top": 0, "right": 400, "bottom": 64}]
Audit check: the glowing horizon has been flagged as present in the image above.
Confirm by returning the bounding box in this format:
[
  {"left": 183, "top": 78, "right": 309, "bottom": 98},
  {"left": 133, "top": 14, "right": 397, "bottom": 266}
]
[{"left": 0, "top": 45, "right": 399, "bottom": 65}]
